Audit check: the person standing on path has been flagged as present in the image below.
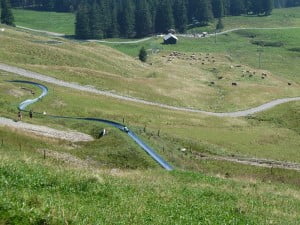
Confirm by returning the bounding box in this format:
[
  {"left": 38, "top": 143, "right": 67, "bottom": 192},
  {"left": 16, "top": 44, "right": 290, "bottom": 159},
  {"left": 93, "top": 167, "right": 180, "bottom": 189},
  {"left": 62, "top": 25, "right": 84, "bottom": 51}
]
[
  {"left": 29, "top": 110, "right": 33, "bottom": 119},
  {"left": 17, "top": 111, "right": 22, "bottom": 121}
]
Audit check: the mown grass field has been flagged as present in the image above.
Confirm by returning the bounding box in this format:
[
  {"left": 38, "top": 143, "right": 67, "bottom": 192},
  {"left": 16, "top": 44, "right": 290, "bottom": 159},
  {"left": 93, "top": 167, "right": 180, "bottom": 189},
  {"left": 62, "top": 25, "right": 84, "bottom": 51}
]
[
  {"left": 188, "top": 7, "right": 300, "bottom": 33},
  {"left": 13, "top": 9, "right": 75, "bottom": 35}
]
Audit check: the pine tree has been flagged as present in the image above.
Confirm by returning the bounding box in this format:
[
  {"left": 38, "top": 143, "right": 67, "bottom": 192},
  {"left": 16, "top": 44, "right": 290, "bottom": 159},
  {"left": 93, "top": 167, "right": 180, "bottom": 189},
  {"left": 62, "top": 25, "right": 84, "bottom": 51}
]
[
  {"left": 262, "top": 0, "right": 274, "bottom": 15},
  {"left": 107, "top": 0, "right": 119, "bottom": 38},
  {"left": 75, "top": 1, "right": 90, "bottom": 39},
  {"left": 135, "top": 0, "right": 152, "bottom": 37},
  {"left": 119, "top": 0, "right": 135, "bottom": 38},
  {"left": 155, "top": 0, "right": 174, "bottom": 33},
  {"left": 251, "top": 0, "right": 263, "bottom": 15},
  {"left": 89, "top": 1, "right": 103, "bottom": 39},
  {"left": 212, "top": 0, "right": 224, "bottom": 18},
  {"left": 229, "top": 0, "right": 245, "bottom": 16},
  {"left": 139, "top": 46, "right": 147, "bottom": 62},
  {"left": 216, "top": 17, "right": 224, "bottom": 30},
  {"left": 1, "top": 0, "right": 15, "bottom": 26},
  {"left": 196, "top": 0, "right": 213, "bottom": 25},
  {"left": 173, "top": 0, "right": 188, "bottom": 33}
]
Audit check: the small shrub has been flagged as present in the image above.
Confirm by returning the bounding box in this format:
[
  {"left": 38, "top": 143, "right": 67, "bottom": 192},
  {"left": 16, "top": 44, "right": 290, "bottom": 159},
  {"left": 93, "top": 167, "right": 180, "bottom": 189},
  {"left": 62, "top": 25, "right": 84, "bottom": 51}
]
[
  {"left": 288, "top": 47, "right": 300, "bottom": 52},
  {"left": 251, "top": 40, "right": 284, "bottom": 47},
  {"left": 138, "top": 47, "right": 147, "bottom": 62}
]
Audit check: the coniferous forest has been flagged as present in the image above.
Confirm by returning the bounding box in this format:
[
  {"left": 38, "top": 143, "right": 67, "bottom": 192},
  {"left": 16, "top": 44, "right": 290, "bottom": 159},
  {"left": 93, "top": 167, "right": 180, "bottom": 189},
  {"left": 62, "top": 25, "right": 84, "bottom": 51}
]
[{"left": 6, "top": 0, "right": 300, "bottom": 39}]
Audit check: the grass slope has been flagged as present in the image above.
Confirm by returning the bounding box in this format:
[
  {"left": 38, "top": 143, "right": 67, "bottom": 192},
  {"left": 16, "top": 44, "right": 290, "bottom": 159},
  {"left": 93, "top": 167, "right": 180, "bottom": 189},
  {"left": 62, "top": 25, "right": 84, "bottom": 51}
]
[
  {"left": 0, "top": 25, "right": 299, "bottom": 112},
  {"left": 1, "top": 72, "right": 300, "bottom": 179},
  {"left": 1, "top": 132, "right": 300, "bottom": 225}
]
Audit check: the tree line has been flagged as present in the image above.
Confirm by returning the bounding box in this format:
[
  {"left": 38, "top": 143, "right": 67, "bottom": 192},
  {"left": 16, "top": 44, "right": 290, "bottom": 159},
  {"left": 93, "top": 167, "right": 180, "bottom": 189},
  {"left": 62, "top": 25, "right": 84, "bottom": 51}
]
[
  {"left": 74, "top": 0, "right": 276, "bottom": 39},
  {"left": 2, "top": 0, "right": 300, "bottom": 39},
  {"left": 9, "top": 0, "right": 300, "bottom": 12},
  {"left": 1, "top": 0, "right": 15, "bottom": 26}
]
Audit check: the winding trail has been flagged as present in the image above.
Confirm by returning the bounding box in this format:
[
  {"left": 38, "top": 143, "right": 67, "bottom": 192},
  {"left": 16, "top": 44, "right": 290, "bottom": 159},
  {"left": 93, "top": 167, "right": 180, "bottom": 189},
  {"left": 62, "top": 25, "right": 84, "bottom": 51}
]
[
  {"left": 1, "top": 63, "right": 300, "bottom": 117},
  {"left": 16, "top": 25, "right": 65, "bottom": 37},
  {"left": 16, "top": 25, "right": 300, "bottom": 43},
  {"left": 194, "top": 152, "right": 300, "bottom": 172},
  {"left": 11, "top": 80, "right": 173, "bottom": 171}
]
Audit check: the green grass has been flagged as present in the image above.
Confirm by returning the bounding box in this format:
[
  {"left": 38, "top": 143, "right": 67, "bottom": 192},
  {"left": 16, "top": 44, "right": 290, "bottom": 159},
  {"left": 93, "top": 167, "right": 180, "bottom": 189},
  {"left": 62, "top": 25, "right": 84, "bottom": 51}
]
[
  {"left": 1, "top": 71, "right": 300, "bottom": 169},
  {"left": 1, "top": 137, "right": 300, "bottom": 225},
  {"left": 0, "top": 26, "right": 299, "bottom": 113},
  {"left": 188, "top": 7, "right": 300, "bottom": 34},
  {"left": 0, "top": 7, "right": 299, "bottom": 224},
  {"left": 13, "top": 9, "right": 75, "bottom": 35}
]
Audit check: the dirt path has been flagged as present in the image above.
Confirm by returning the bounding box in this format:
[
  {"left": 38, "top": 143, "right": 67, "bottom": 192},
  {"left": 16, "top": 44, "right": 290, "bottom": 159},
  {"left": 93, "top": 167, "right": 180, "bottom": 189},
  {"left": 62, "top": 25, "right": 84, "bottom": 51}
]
[
  {"left": 0, "top": 117, "right": 93, "bottom": 142},
  {"left": 1, "top": 63, "right": 299, "bottom": 117},
  {"left": 194, "top": 152, "right": 300, "bottom": 172},
  {"left": 16, "top": 25, "right": 300, "bottom": 42},
  {"left": 16, "top": 25, "right": 65, "bottom": 37}
]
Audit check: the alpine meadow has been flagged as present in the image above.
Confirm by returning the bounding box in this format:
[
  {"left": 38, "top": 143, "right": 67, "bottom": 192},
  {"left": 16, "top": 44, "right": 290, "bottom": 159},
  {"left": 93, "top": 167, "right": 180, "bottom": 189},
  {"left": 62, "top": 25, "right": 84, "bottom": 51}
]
[{"left": 0, "top": 0, "right": 300, "bottom": 224}]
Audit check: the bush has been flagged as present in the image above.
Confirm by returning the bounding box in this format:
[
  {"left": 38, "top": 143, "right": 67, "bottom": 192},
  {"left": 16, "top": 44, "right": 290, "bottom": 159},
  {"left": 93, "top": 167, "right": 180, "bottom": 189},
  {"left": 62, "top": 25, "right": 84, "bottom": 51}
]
[
  {"left": 250, "top": 40, "right": 284, "bottom": 47},
  {"left": 288, "top": 47, "right": 300, "bottom": 52},
  {"left": 139, "top": 47, "right": 147, "bottom": 62}
]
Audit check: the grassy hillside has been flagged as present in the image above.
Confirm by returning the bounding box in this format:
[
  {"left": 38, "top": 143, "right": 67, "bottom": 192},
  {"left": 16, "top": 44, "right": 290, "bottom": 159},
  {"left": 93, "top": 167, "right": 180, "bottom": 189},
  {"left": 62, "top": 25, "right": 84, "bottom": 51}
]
[
  {"left": 0, "top": 25, "right": 299, "bottom": 112},
  {"left": 1, "top": 72, "right": 300, "bottom": 179},
  {"left": 2, "top": 138, "right": 300, "bottom": 225},
  {"left": 1, "top": 8, "right": 300, "bottom": 223},
  {"left": 1, "top": 129, "right": 300, "bottom": 224}
]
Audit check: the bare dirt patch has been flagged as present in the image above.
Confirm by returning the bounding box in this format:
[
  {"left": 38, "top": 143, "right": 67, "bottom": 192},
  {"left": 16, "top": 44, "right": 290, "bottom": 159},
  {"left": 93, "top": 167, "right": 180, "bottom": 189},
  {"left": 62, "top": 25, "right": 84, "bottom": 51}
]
[{"left": 0, "top": 117, "right": 93, "bottom": 142}]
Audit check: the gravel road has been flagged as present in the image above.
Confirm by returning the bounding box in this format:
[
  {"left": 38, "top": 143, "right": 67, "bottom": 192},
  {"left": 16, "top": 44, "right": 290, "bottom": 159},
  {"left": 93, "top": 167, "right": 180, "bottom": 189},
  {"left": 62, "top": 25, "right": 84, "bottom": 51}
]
[
  {"left": 16, "top": 25, "right": 300, "bottom": 43},
  {"left": 0, "top": 117, "right": 93, "bottom": 142},
  {"left": 1, "top": 63, "right": 299, "bottom": 117}
]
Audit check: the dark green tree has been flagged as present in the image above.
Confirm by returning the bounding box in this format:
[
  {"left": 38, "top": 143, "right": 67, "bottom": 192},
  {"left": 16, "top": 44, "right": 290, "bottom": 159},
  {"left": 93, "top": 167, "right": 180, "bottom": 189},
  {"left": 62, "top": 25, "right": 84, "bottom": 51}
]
[
  {"left": 250, "top": 0, "right": 263, "bottom": 14},
  {"left": 212, "top": 0, "right": 224, "bottom": 18},
  {"left": 89, "top": 1, "right": 103, "bottom": 39},
  {"left": 139, "top": 46, "right": 147, "bottom": 62},
  {"left": 155, "top": 0, "right": 174, "bottom": 33},
  {"left": 229, "top": 0, "right": 245, "bottom": 15},
  {"left": 262, "top": 0, "right": 274, "bottom": 15},
  {"left": 119, "top": 0, "right": 135, "bottom": 38},
  {"left": 1, "top": 0, "right": 15, "bottom": 26},
  {"left": 107, "top": 0, "right": 119, "bottom": 38},
  {"left": 188, "top": 0, "right": 213, "bottom": 25},
  {"left": 173, "top": 0, "right": 188, "bottom": 33},
  {"left": 216, "top": 17, "right": 224, "bottom": 30},
  {"left": 75, "top": 1, "right": 90, "bottom": 39},
  {"left": 135, "top": 0, "right": 152, "bottom": 37}
]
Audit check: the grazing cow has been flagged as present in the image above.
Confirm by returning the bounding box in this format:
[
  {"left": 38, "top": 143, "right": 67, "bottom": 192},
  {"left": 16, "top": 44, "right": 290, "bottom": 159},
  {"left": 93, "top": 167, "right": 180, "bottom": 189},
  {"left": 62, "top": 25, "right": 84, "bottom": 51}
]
[
  {"left": 210, "top": 81, "right": 215, "bottom": 85},
  {"left": 232, "top": 82, "right": 237, "bottom": 86},
  {"left": 288, "top": 82, "right": 292, "bottom": 86},
  {"left": 218, "top": 76, "right": 223, "bottom": 80}
]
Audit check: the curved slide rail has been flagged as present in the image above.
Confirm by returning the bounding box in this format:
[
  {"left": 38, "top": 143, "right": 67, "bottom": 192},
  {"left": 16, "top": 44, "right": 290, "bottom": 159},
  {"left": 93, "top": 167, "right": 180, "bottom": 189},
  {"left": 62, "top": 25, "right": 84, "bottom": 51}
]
[{"left": 11, "top": 80, "right": 173, "bottom": 171}]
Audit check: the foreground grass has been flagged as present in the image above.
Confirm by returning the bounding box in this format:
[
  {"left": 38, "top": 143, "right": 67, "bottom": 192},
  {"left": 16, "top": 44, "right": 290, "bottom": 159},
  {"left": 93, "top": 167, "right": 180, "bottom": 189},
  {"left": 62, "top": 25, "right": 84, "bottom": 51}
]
[
  {"left": 1, "top": 135, "right": 300, "bottom": 225},
  {"left": 13, "top": 9, "right": 75, "bottom": 35}
]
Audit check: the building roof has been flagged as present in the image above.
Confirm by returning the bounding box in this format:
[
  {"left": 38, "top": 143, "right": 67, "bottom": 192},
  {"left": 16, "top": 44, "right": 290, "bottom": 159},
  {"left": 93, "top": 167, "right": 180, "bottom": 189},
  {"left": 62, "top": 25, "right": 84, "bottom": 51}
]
[{"left": 163, "top": 33, "right": 178, "bottom": 41}]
